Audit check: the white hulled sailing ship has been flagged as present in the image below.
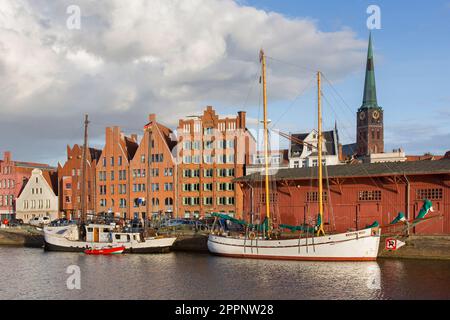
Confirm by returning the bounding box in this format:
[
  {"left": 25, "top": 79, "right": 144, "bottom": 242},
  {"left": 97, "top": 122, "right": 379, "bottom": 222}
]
[{"left": 207, "top": 50, "right": 381, "bottom": 261}]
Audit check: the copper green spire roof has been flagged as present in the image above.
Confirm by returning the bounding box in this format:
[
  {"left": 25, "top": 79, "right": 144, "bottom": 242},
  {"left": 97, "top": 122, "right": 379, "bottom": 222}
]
[{"left": 361, "top": 33, "right": 379, "bottom": 109}]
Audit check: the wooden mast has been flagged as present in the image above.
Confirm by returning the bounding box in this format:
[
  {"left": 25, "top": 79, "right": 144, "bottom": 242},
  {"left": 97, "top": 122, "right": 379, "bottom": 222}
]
[
  {"left": 260, "top": 49, "right": 272, "bottom": 236},
  {"left": 317, "top": 72, "right": 325, "bottom": 236},
  {"left": 80, "top": 114, "right": 89, "bottom": 224},
  {"left": 146, "top": 123, "right": 153, "bottom": 226}
]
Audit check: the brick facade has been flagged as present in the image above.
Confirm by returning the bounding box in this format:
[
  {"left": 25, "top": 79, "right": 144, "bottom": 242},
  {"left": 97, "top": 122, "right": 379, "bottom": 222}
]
[
  {"left": 95, "top": 127, "right": 138, "bottom": 219},
  {"left": 57, "top": 145, "right": 102, "bottom": 220},
  {"left": 176, "top": 106, "right": 255, "bottom": 218},
  {"left": 129, "top": 114, "right": 177, "bottom": 220}
]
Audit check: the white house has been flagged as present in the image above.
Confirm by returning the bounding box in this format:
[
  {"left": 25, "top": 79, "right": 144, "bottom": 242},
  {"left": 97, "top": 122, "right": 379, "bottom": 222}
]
[
  {"left": 16, "top": 169, "right": 58, "bottom": 223},
  {"left": 289, "top": 128, "right": 341, "bottom": 168}
]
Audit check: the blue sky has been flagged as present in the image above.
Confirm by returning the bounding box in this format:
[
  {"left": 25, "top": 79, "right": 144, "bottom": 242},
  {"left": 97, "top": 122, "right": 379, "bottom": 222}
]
[
  {"left": 239, "top": 0, "right": 450, "bottom": 154},
  {"left": 0, "top": 0, "right": 449, "bottom": 165}
]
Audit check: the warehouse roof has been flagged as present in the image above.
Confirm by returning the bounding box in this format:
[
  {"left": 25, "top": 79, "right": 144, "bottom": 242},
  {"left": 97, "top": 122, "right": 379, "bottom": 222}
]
[{"left": 237, "top": 159, "right": 450, "bottom": 182}]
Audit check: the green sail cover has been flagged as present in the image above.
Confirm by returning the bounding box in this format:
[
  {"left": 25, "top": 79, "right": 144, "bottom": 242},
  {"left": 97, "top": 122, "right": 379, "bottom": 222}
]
[
  {"left": 211, "top": 213, "right": 247, "bottom": 226},
  {"left": 365, "top": 221, "right": 379, "bottom": 229},
  {"left": 416, "top": 200, "right": 433, "bottom": 220},
  {"left": 211, "top": 213, "right": 269, "bottom": 232},
  {"left": 280, "top": 214, "right": 321, "bottom": 234},
  {"left": 390, "top": 212, "right": 406, "bottom": 225}
]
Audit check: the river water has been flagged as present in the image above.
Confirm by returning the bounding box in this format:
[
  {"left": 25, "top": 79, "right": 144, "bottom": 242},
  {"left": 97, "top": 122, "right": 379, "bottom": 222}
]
[{"left": 0, "top": 247, "right": 449, "bottom": 300}]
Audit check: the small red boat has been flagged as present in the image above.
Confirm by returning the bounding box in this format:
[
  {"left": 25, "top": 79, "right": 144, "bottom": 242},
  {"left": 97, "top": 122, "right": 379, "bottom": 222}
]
[{"left": 84, "top": 246, "right": 126, "bottom": 255}]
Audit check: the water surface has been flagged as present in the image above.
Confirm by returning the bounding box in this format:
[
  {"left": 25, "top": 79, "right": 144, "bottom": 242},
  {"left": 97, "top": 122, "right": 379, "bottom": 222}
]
[{"left": 0, "top": 247, "right": 449, "bottom": 300}]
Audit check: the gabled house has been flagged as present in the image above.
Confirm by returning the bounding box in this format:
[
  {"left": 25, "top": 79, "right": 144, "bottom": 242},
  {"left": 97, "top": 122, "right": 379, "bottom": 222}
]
[
  {"left": 289, "top": 127, "right": 341, "bottom": 168},
  {"left": 96, "top": 126, "right": 139, "bottom": 219},
  {"left": 16, "top": 169, "right": 58, "bottom": 223}
]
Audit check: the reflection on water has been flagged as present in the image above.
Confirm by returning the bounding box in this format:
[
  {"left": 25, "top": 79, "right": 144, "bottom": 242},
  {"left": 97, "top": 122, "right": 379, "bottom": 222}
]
[{"left": 0, "top": 247, "right": 449, "bottom": 300}]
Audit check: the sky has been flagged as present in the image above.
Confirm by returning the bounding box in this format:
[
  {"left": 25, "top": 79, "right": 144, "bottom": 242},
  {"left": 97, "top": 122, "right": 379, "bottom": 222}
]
[{"left": 0, "top": 0, "right": 449, "bottom": 166}]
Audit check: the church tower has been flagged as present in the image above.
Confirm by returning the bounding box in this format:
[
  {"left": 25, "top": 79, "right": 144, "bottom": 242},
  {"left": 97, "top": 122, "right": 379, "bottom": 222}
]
[{"left": 357, "top": 33, "right": 384, "bottom": 156}]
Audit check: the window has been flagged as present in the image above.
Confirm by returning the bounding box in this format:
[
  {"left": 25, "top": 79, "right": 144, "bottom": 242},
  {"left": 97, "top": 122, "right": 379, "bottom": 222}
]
[
  {"left": 358, "top": 190, "right": 381, "bottom": 202},
  {"left": 110, "top": 157, "right": 114, "bottom": 166},
  {"left": 203, "top": 155, "right": 213, "bottom": 164},
  {"left": 203, "top": 197, "right": 213, "bottom": 206},
  {"left": 183, "top": 155, "right": 192, "bottom": 164},
  {"left": 151, "top": 168, "right": 159, "bottom": 177},
  {"left": 217, "top": 197, "right": 227, "bottom": 205},
  {"left": 141, "top": 155, "right": 145, "bottom": 163},
  {"left": 111, "top": 171, "right": 115, "bottom": 181},
  {"left": 416, "top": 189, "right": 443, "bottom": 201},
  {"left": 183, "top": 169, "right": 191, "bottom": 178},
  {"left": 204, "top": 183, "right": 213, "bottom": 191},
  {"left": 119, "top": 184, "right": 127, "bottom": 194},
  {"left": 164, "top": 168, "right": 173, "bottom": 176},
  {"left": 65, "top": 196, "right": 71, "bottom": 203},
  {"left": 164, "top": 183, "right": 173, "bottom": 191},
  {"left": 192, "top": 169, "right": 200, "bottom": 177},
  {"left": 306, "top": 191, "right": 328, "bottom": 202},
  {"left": 204, "top": 127, "right": 213, "bottom": 135},
  {"left": 119, "top": 199, "right": 127, "bottom": 208},
  {"left": 204, "top": 169, "right": 213, "bottom": 178},
  {"left": 102, "top": 157, "right": 106, "bottom": 167},
  {"left": 193, "top": 155, "right": 201, "bottom": 164},
  {"left": 260, "top": 193, "right": 278, "bottom": 203},
  {"left": 118, "top": 156, "right": 123, "bottom": 166},
  {"left": 184, "top": 141, "right": 191, "bottom": 150},
  {"left": 152, "top": 183, "right": 159, "bottom": 192}
]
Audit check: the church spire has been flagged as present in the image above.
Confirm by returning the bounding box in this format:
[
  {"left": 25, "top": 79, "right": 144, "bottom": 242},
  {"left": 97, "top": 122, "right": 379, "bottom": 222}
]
[{"left": 361, "top": 33, "right": 379, "bottom": 109}]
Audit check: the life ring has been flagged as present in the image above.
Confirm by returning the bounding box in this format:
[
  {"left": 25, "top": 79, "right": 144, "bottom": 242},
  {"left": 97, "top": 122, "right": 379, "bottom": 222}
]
[{"left": 248, "top": 231, "right": 256, "bottom": 240}]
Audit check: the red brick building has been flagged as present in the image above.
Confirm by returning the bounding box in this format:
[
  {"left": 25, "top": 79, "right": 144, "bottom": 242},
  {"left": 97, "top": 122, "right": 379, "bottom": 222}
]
[
  {"left": 95, "top": 127, "right": 138, "bottom": 219},
  {"left": 236, "top": 160, "right": 450, "bottom": 235},
  {"left": 176, "top": 106, "right": 255, "bottom": 218},
  {"left": 57, "top": 145, "right": 102, "bottom": 220},
  {"left": 0, "top": 151, "right": 54, "bottom": 220},
  {"left": 129, "top": 114, "right": 177, "bottom": 220}
]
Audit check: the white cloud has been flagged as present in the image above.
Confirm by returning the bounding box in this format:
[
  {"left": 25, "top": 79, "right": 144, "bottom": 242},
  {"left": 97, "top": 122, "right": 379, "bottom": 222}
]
[{"left": 0, "top": 0, "right": 366, "bottom": 164}]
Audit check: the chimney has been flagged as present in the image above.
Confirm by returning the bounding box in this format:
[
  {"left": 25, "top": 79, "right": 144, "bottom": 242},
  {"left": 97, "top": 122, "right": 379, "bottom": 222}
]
[
  {"left": 4, "top": 151, "right": 11, "bottom": 162},
  {"left": 149, "top": 114, "right": 156, "bottom": 123},
  {"left": 338, "top": 143, "right": 344, "bottom": 161},
  {"left": 238, "top": 111, "right": 246, "bottom": 129}
]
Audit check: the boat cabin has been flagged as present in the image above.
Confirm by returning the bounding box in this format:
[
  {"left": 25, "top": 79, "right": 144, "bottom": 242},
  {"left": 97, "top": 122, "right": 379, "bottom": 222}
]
[
  {"left": 85, "top": 224, "right": 115, "bottom": 243},
  {"left": 85, "top": 223, "right": 144, "bottom": 243}
]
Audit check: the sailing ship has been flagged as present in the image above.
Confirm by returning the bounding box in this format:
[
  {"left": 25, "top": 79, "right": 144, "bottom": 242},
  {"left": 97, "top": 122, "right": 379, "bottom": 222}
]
[
  {"left": 207, "top": 50, "right": 381, "bottom": 261},
  {"left": 44, "top": 115, "right": 177, "bottom": 253}
]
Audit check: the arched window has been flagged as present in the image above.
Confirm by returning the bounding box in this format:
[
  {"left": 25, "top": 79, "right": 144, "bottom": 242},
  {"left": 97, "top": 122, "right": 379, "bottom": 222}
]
[{"left": 165, "top": 198, "right": 173, "bottom": 206}]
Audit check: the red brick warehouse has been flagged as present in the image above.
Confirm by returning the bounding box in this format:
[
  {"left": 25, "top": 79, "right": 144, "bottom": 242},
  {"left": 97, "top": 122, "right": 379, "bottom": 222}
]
[{"left": 236, "top": 160, "right": 450, "bottom": 235}]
